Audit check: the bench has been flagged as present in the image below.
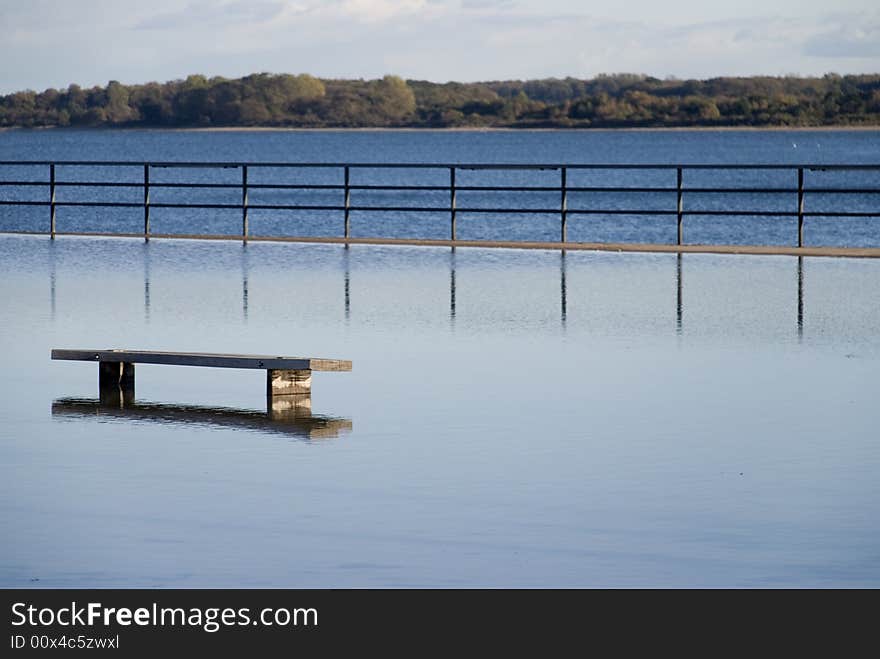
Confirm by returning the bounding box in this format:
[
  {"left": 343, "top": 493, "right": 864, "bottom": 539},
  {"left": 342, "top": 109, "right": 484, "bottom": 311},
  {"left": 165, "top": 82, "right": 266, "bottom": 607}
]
[{"left": 51, "top": 349, "right": 352, "bottom": 414}]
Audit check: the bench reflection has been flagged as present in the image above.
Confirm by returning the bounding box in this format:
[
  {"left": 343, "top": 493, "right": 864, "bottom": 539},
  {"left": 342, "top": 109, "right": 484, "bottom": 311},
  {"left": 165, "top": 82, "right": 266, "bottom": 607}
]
[{"left": 51, "top": 397, "right": 353, "bottom": 440}]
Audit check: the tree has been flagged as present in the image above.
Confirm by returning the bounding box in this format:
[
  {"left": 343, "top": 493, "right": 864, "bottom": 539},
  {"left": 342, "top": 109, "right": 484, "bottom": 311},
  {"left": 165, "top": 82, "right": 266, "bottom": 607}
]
[
  {"left": 369, "top": 75, "right": 416, "bottom": 124},
  {"left": 106, "top": 80, "right": 137, "bottom": 123},
  {"left": 239, "top": 98, "right": 271, "bottom": 125}
]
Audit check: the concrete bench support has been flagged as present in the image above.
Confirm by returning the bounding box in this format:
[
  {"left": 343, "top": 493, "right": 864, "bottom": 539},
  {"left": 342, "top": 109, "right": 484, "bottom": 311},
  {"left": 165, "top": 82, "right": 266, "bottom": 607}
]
[
  {"left": 99, "top": 361, "right": 135, "bottom": 407},
  {"left": 268, "top": 370, "right": 312, "bottom": 421},
  {"left": 268, "top": 369, "right": 312, "bottom": 396}
]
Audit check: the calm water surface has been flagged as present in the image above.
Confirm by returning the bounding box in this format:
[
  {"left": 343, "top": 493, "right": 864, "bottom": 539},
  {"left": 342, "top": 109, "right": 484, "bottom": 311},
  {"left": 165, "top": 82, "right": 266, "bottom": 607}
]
[
  {"left": 1, "top": 130, "right": 879, "bottom": 587},
  {"left": 1, "top": 233, "right": 878, "bottom": 587}
]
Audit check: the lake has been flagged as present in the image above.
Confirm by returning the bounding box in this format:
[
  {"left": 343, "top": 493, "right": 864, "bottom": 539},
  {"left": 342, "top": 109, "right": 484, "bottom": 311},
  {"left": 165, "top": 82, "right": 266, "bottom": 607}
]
[
  {"left": 1, "top": 129, "right": 879, "bottom": 587},
  {"left": 1, "top": 128, "right": 879, "bottom": 247}
]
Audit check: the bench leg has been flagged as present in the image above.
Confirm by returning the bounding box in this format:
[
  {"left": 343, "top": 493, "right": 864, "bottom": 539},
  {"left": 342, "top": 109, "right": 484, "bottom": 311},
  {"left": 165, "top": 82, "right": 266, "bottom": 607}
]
[
  {"left": 99, "top": 361, "right": 135, "bottom": 407},
  {"left": 267, "top": 369, "right": 311, "bottom": 396},
  {"left": 267, "top": 369, "right": 312, "bottom": 421}
]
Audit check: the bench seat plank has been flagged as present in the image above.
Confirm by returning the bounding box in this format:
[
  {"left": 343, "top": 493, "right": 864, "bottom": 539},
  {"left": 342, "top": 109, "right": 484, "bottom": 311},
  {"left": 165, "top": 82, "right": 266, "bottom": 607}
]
[{"left": 51, "top": 349, "right": 352, "bottom": 372}]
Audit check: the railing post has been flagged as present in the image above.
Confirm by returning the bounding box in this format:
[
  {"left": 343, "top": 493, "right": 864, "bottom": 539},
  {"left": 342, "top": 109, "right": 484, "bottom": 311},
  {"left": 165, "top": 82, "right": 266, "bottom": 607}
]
[
  {"left": 344, "top": 166, "right": 351, "bottom": 240},
  {"left": 144, "top": 163, "right": 150, "bottom": 241},
  {"left": 797, "top": 167, "right": 805, "bottom": 248},
  {"left": 450, "top": 167, "right": 457, "bottom": 241},
  {"left": 49, "top": 163, "right": 56, "bottom": 238},
  {"left": 676, "top": 167, "right": 683, "bottom": 246},
  {"left": 560, "top": 166, "right": 568, "bottom": 243},
  {"left": 241, "top": 164, "right": 249, "bottom": 241}
]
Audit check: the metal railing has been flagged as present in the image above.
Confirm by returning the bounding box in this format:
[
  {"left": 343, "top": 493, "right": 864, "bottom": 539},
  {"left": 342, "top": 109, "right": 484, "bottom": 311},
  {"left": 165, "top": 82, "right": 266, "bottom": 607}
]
[{"left": 1, "top": 161, "right": 878, "bottom": 247}]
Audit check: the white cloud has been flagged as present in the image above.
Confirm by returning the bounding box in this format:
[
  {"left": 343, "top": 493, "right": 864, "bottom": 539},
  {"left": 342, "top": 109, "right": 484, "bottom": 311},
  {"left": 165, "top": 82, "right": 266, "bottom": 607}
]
[
  {"left": 803, "top": 17, "right": 880, "bottom": 58},
  {"left": 334, "top": 0, "right": 432, "bottom": 22},
  {"left": 135, "top": 1, "right": 289, "bottom": 30},
  {"left": 461, "top": 0, "right": 517, "bottom": 9}
]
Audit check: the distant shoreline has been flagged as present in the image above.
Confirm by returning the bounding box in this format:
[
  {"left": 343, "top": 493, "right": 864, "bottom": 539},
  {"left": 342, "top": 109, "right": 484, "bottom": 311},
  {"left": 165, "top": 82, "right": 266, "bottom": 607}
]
[
  {"left": 2, "top": 124, "right": 879, "bottom": 133},
  {"left": 5, "top": 73, "right": 879, "bottom": 132}
]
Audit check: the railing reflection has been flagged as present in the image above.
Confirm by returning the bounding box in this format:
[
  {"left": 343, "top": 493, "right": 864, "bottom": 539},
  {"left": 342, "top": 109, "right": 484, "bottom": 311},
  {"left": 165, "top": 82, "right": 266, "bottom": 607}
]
[
  {"left": 560, "top": 250, "right": 567, "bottom": 326},
  {"left": 47, "top": 242, "right": 811, "bottom": 338},
  {"left": 144, "top": 241, "right": 151, "bottom": 323},
  {"left": 242, "top": 242, "right": 249, "bottom": 321},
  {"left": 52, "top": 397, "right": 353, "bottom": 440},
  {"left": 676, "top": 253, "right": 683, "bottom": 334},
  {"left": 49, "top": 239, "right": 56, "bottom": 321},
  {"left": 797, "top": 256, "right": 804, "bottom": 340},
  {"left": 450, "top": 248, "right": 457, "bottom": 323},
  {"left": 343, "top": 246, "right": 350, "bottom": 321}
]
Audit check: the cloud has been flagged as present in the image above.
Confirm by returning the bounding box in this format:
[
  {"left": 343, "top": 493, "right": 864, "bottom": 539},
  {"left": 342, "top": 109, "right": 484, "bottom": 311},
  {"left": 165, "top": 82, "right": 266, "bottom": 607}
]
[
  {"left": 135, "top": 0, "right": 289, "bottom": 30},
  {"left": 334, "top": 0, "right": 431, "bottom": 22},
  {"left": 462, "top": 0, "right": 516, "bottom": 9},
  {"left": 803, "top": 17, "right": 880, "bottom": 58},
  {"left": 133, "top": 0, "right": 445, "bottom": 31}
]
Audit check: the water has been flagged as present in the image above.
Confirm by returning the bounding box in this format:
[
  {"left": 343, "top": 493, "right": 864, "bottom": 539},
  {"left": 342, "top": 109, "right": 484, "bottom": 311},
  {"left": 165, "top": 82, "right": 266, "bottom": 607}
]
[
  {"left": 1, "top": 129, "right": 879, "bottom": 246},
  {"left": 1, "top": 130, "right": 879, "bottom": 587}
]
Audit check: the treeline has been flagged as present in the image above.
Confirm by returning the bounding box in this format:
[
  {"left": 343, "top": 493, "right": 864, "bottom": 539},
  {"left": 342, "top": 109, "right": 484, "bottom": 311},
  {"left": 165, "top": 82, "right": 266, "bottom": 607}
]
[{"left": 2, "top": 72, "right": 880, "bottom": 129}]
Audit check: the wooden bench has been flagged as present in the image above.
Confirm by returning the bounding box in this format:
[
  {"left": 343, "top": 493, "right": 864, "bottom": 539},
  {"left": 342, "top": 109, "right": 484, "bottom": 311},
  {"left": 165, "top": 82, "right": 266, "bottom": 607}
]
[{"left": 51, "top": 349, "right": 352, "bottom": 411}]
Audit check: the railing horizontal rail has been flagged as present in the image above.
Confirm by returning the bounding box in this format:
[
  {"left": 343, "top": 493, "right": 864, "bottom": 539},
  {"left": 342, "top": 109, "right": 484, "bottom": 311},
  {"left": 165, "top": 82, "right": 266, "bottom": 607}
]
[
  {"left": 4, "top": 199, "right": 875, "bottom": 218},
  {"left": 3, "top": 180, "right": 878, "bottom": 194},
  {"left": 2, "top": 160, "right": 880, "bottom": 170}
]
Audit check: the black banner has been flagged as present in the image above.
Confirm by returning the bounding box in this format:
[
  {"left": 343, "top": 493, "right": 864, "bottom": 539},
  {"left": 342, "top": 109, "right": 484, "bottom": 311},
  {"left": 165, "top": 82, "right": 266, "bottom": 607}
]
[{"left": 0, "top": 589, "right": 871, "bottom": 653}]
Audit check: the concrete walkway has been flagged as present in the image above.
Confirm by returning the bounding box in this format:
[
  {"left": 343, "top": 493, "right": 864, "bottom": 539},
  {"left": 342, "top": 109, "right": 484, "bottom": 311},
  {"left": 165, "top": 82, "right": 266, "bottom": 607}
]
[{"left": 6, "top": 230, "right": 880, "bottom": 258}]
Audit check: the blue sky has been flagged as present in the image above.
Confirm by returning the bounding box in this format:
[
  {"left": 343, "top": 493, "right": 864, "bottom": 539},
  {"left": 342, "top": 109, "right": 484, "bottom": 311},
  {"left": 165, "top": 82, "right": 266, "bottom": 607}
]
[{"left": 1, "top": 0, "right": 878, "bottom": 93}]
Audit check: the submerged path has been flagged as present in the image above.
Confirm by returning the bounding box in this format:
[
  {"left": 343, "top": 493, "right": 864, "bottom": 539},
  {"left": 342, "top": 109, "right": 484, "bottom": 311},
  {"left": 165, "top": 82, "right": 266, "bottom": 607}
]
[{"left": 5, "top": 230, "right": 880, "bottom": 258}]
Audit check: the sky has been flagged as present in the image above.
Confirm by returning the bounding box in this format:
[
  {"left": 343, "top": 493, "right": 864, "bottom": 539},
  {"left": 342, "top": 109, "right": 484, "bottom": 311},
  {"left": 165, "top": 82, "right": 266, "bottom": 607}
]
[{"left": 1, "top": 0, "right": 879, "bottom": 93}]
